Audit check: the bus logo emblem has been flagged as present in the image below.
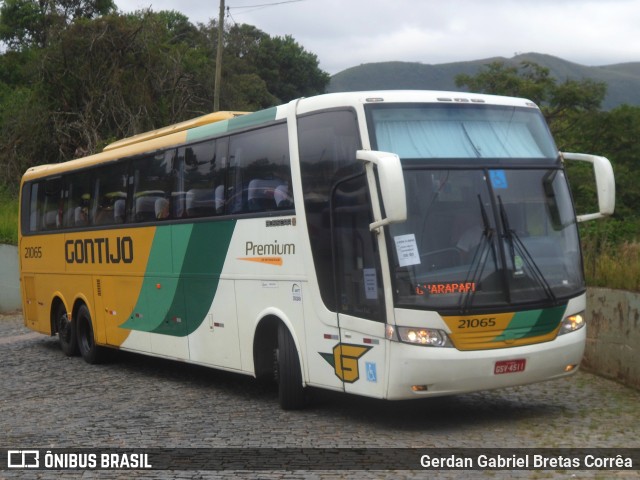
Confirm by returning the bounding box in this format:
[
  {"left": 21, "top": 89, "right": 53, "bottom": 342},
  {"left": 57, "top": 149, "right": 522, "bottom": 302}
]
[{"left": 319, "top": 343, "right": 371, "bottom": 383}]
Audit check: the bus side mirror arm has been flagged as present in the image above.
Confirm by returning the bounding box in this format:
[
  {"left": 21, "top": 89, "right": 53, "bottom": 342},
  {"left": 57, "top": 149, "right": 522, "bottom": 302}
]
[
  {"left": 562, "top": 152, "right": 615, "bottom": 222},
  {"left": 357, "top": 150, "right": 407, "bottom": 231}
]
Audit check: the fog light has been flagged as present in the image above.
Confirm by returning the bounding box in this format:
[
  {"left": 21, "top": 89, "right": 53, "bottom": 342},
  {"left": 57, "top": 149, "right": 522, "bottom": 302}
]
[
  {"left": 411, "top": 385, "right": 429, "bottom": 392},
  {"left": 558, "top": 312, "right": 585, "bottom": 336},
  {"left": 565, "top": 364, "right": 577, "bottom": 372}
]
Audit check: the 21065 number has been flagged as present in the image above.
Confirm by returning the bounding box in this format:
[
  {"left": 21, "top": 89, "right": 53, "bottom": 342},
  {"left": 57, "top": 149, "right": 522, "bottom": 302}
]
[
  {"left": 24, "top": 246, "right": 43, "bottom": 258},
  {"left": 458, "top": 317, "right": 496, "bottom": 329}
]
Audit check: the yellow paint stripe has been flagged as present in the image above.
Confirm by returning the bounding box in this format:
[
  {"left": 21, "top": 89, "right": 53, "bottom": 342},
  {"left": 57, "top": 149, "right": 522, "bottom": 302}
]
[
  {"left": 442, "top": 311, "right": 563, "bottom": 350},
  {"left": 442, "top": 312, "right": 514, "bottom": 351}
]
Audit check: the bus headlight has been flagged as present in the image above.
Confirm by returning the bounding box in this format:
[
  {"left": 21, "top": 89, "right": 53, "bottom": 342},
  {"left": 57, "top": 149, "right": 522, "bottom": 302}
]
[
  {"left": 558, "top": 312, "right": 585, "bottom": 335},
  {"left": 397, "top": 327, "right": 452, "bottom": 347}
]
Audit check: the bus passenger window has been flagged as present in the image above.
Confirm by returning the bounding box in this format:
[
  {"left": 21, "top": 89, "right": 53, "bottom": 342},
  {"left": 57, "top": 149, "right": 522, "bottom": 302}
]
[
  {"left": 132, "top": 151, "right": 174, "bottom": 222},
  {"left": 40, "top": 178, "right": 63, "bottom": 230},
  {"left": 177, "top": 140, "right": 219, "bottom": 218},
  {"left": 227, "top": 123, "right": 291, "bottom": 215},
  {"left": 66, "top": 171, "right": 93, "bottom": 228},
  {"left": 93, "top": 163, "right": 128, "bottom": 226}
]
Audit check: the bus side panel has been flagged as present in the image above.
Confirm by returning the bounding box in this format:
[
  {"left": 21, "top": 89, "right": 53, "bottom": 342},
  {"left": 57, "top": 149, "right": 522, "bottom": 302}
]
[
  {"left": 98, "top": 275, "right": 150, "bottom": 351},
  {"left": 302, "top": 296, "right": 344, "bottom": 392},
  {"left": 20, "top": 233, "right": 67, "bottom": 333},
  {"left": 72, "top": 226, "right": 157, "bottom": 350},
  {"left": 29, "top": 275, "right": 56, "bottom": 334},
  {"left": 188, "top": 279, "right": 241, "bottom": 369},
  {"left": 21, "top": 275, "right": 39, "bottom": 331},
  {"left": 115, "top": 221, "right": 237, "bottom": 360},
  {"left": 217, "top": 217, "right": 306, "bottom": 375},
  {"left": 145, "top": 276, "right": 189, "bottom": 359},
  {"left": 236, "top": 279, "right": 307, "bottom": 375}
]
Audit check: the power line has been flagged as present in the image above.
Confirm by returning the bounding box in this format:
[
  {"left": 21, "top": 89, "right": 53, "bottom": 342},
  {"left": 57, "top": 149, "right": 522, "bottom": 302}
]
[
  {"left": 230, "top": 0, "right": 306, "bottom": 9},
  {"left": 229, "top": 0, "right": 306, "bottom": 15}
]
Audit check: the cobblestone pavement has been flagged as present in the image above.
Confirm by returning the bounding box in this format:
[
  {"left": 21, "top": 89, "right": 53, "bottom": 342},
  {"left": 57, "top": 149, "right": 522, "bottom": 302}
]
[{"left": 1, "top": 313, "right": 639, "bottom": 480}]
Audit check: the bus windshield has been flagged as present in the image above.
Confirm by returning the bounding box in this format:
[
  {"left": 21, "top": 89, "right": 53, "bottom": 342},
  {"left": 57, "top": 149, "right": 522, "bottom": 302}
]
[
  {"left": 368, "top": 103, "right": 583, "bottom": 312},
  {"left": 370, "top": 103, "right": 558, "bottom": 159}
]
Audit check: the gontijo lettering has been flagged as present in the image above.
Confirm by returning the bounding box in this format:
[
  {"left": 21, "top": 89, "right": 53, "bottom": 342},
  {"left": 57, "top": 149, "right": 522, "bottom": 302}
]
[{"left": 65, "top": 236, "right": 133, "bottom": 264}]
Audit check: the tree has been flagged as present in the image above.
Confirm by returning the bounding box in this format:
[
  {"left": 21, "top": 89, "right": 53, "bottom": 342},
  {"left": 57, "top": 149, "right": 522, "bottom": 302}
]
[
  {"left": 254, "top": 34, "right": 330, "bottom": 102},
  {"left": 456, "top": 61, "right": 555, "bottom": 106},
  {"left": 222, "top": 24, "right": 329, "bottom": 107},
  {"left": 0, "top": 8, "right": 331, "bottom": 190},
  {"left": 455, "top": 60, "right": 606, "bottom": 139},
  {"left": 0, "top": 0, "right": 116, "bottom": 49},
  {"left": 38, "top": 10, "right": 219, "bottom": 156}
]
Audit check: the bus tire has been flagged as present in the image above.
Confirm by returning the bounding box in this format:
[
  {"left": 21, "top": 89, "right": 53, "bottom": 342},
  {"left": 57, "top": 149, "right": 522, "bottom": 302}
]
[
  {"left": 56, "top": 303, "right": 78, "bottom": 356},
  {"left": 76, "top": 304, "right": 104, "bottom": 364},
  {"left": 276, "top": 323, "right": 306, "bottom": 410}
]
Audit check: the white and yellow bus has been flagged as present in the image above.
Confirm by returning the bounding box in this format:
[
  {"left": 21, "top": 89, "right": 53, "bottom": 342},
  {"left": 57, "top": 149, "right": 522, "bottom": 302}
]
[{"left": 19, "top": 91, "right": 615, "bottom": 409}]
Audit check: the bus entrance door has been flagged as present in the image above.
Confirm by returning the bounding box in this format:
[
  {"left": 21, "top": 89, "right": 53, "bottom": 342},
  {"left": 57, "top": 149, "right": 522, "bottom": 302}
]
[{"left": 332, "top": 173, "right": 388, "bottom": 399}]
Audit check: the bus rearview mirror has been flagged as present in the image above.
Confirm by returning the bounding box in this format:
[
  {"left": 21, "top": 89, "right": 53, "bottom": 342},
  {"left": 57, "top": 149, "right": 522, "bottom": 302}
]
[
  {"left": 562, "top": 152, "right": 615, "bottom": 222},
  {"left": 357, "top": 150, "right": 407, "bottom": 230}
]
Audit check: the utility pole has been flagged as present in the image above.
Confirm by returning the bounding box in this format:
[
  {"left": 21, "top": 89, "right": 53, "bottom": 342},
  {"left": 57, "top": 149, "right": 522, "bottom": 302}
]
[{"left": 213, "top": 0, "right": 225, "bottom": 112}]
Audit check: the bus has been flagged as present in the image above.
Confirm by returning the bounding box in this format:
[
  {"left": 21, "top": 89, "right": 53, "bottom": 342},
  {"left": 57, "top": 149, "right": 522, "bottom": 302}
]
[{"left": 19, "top": 91, "right": 615, "bottom": 409}]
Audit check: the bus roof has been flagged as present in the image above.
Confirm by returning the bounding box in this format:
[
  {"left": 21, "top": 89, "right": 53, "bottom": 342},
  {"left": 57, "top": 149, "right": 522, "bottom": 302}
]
[
  {"left": 103, "top": 111, "right": 248, "bottom": 151},
  {"left": 294, "top": 90, "right": 539, "bottom": 115}
]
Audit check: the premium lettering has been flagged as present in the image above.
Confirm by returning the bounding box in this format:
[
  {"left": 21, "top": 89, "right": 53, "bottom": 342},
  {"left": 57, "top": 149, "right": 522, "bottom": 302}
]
[
  {"left": 245, "top": 240, "right": 295, "bottom": 256},
  {"left": 65, "top": 237, "right": 133, "bottom": 264}
]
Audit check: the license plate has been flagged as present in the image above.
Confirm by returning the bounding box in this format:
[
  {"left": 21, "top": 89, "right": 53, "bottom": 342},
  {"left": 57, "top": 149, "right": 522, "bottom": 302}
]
[{"left": 494, "top": 358, "right": 526, "bottom": 375}]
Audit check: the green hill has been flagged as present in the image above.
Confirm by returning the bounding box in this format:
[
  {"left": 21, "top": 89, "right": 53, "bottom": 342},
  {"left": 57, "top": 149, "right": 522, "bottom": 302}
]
[{"left": 328, "top": 53, "right": 640, "bottom": 110}]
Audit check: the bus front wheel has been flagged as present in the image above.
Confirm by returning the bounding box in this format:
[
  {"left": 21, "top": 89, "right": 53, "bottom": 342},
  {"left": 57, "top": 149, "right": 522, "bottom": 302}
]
[
  {"left": 76, "top": 305, "right": 104, "bottom": 364},
  {"left": 276, "top": 324, "right": 306, "bottom": 410},
  {"left": 56, "top": 303, "right": 78, "bottom": 356}
]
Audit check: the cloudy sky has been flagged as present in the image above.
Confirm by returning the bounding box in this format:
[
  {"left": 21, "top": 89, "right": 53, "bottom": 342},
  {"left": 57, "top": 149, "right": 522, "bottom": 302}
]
[{"left": 115, "top": 0, "right": 640, "bottom": 74}]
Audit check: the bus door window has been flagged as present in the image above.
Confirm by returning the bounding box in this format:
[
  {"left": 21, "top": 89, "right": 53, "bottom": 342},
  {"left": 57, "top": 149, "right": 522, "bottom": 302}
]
[
  {"left": 332, "top": 174, "right": 385, "bottom": 322},
  {"left": 298, "top": 109, "right": 362, "bottom": 312}
]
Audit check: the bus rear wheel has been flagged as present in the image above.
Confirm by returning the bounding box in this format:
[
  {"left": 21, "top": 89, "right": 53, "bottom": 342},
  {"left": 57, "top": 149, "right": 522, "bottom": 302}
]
[
  {"left": 56, "top": 303, "right": 78, "bottom": 356},
  {"left": 76, "top": 305, "right": 104, "bottom": 364},
  {"left": 276, "top": 323, "right": 306, "bottom": 410}
]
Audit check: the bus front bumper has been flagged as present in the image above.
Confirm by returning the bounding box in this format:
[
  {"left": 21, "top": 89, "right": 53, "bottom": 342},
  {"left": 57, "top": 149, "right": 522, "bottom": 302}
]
[{"left": 385, "top": 328, "right": 585, "bottom": 400}]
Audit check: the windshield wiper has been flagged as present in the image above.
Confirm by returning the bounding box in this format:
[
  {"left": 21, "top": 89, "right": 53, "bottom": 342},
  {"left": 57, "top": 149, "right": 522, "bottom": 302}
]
[
  {"left": 497, "top": 196, "right": 557, "bottom": 303},
  {"left": 460, "top": 195, "right": 495, "bottom": 312}
]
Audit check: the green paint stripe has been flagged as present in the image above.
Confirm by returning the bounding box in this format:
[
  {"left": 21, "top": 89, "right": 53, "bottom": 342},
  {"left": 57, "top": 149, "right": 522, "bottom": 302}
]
[
  {"left": 493, "top": 305, "right": 566, "bottom": 342},
  {"left": 175, "top": 220, "right": 235, "bottom": 336},
  {"left": 187, "top": 120, "right": 231, "bottom": 142},
  {"left": 227, "top": 106, "right": 278, "bottom": 130},
  {"left": 186, "top": 107, "right": 279, "bottom": 143},
  {"left": 122, "top": 220, "right": 237, "bottom": 336},
  {"left": 121, "top": 226, "right": 176, "bottom": 332}
]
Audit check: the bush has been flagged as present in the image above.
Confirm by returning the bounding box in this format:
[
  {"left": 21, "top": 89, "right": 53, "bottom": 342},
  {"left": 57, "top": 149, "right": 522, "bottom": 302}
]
[
  {"left": 580, "top": 217, "right": 640, "bottom": 291},
  {"left": 0, "top": 192, "right": 18, "bottom": 245}
]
